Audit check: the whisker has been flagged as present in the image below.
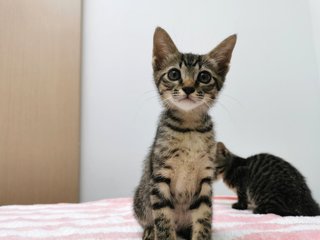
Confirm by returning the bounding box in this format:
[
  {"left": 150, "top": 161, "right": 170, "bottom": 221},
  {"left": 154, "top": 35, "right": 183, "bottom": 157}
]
[
  {"left": 162, "top": 96, "right": 173, "bottom": 108},
  {"left": 202, "top": 100, "right": 211, "bottom": 109},
  {"left": 203, "top": 95, "right": 235, "bottom": 122},
  {"left": 221, "top": 93, "right": 244, "bottom": 108},
  {"left": 141, "top": 94, "right": 160, "bottom": 102},
  {"left": 140, "top": 89, "right": 158, "bottom": 96},
  {"left": 214, "top": 101, "right": 236, "bottom": 123},
  {"left": 132, "top": 92, "right": 162, "bottom": 124},
  {"left": 197, "top": 95, "right": 204, "bottom": 100}
]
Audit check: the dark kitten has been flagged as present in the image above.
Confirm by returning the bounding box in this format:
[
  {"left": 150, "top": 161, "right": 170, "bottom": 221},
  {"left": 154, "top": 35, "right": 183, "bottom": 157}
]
[
  {"left": 133, "top": 28, "right": 236, "bottom": 240},
  {"left": 215, "top": 142, "right": 320, "bottom": 216}
]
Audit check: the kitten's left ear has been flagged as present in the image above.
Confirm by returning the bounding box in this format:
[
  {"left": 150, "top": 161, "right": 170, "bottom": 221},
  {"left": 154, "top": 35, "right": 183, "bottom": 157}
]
[{"left": 208, "top": 34, "right": 237, "bottom": 77}]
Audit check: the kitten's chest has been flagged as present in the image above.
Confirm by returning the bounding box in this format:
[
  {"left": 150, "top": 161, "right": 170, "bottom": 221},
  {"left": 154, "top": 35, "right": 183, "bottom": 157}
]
[{"left": 163, "top": 132, "right": 215, "bottom": 202}]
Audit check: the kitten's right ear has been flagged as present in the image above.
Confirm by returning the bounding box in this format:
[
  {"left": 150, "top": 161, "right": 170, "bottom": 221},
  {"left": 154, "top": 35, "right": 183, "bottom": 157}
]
[
  {"left": 153, "top": 27, "right": 179, "bottom": 71},
  {"left": 216, "top": 142, "right": 229, "bottom": 157}
]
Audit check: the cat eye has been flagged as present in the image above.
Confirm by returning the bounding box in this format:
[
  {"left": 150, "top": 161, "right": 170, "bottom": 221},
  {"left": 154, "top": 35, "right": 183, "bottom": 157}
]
[
  {"left": 197, "top": 71, "right": 212, "bottom": 84},
  {"left": 167, "top": 68, "right": 181, "bottom": 81}
]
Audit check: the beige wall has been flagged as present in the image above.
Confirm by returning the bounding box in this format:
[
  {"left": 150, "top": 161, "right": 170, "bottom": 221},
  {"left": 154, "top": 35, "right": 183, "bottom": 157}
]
[{"left": 0, "top": 0, "right": 81, "bottom": 204}]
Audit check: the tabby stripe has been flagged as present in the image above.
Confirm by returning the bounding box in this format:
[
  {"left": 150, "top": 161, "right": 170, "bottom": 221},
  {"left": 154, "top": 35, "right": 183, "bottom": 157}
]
[
  {"left": 196, "top": 123, "right": 213, "bottom": 133},
  {"left": 195, "top": 178, "right": 212, "bottom": 196},
  {"left": 143, "top": 226, "right": 154, "bottom": 240},
  {"left": 151, "top": 188, "right": 172, "bottom": 202},
  {"left": 163, "top": 165, "right": 172, "bottom": 170},
  {"left": 165, "top": 123, "right": 213, "bottom": 133},
  {"left": 169, "top": 148, "right": 179, "bottom": 155},
  {"left": 165, "top": 123, "right": 192, "bottom": 132},
  {"left": 152, "top": 175, "right": 171, "bottom": 185},
  {"left": 202, "top": 83, "right": 215, "bottom": 92},
  {"left": 215, "top": 78, "right": 223, "bottom": 91},
  {"left": 189, "top": 196, "right": 212, "bottom": 210},
  {"left": 199, "top": 230, "right": 210, "bottom": 239},
  {"left": 183, "top": 58, "right": 191, "bottom": 67},
  {"left": 162, "top": 78, "right": 174, "bottom": 85},
  {"left": 167, "top": 110, "right": 183, "bottom": 124},
  {"left": 162, "top": 80, "right": 175, "bottom": 89},
  {"left": 179, "top": 55, "right": 185, "bottom": 68},
  {"left": 152, "top": 199, "right": 174, "bottom": 210},
  {"left": 151, "top": 188, "right": 164, "bottom": 199},
  {"left": 197, "top": 218, "right": 211, "bottom": 229},
  {"left": 154, "top": 217, "right": 171, "bottom": 232},
  {"left": 192, "top": 56, "right": 201, "bottom": 67},
  {"left": 180, "top": 54, "right": 202, "bottom": 68},
  {"left": 200, "top": 177, "right": 212, "bottom": 186},
  {"left": 156, "top": 73, "right": 166, "bottom": 88},
  {"left": 215, "top": 166, "right": 225, "bottom": 175}
]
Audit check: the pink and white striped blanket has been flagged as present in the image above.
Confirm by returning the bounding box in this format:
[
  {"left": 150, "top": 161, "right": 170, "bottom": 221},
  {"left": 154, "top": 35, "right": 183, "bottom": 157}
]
[{"left": 0, "top": 196, "right": 319, "bottom": 240}]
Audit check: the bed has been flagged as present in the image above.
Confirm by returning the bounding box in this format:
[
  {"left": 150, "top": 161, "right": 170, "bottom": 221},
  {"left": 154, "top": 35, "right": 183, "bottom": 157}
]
[{"left": 0, "top": 196, "right": 319, "bottom": 240}]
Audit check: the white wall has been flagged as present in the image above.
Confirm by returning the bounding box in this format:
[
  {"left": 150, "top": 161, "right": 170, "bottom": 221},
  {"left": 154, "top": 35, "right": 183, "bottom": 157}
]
[
  {"left": 309, "top": 0, "right": 320, "bottom": 86},
  {"left": 81, "top": 0, "right": 320, "bottom": 202}
]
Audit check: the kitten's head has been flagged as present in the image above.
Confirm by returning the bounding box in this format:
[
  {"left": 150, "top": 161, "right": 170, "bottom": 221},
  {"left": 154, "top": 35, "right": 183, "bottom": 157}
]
[
  {"left": 214, "top": 142, "right": 233, "bottom": 179},
  {"left": 153, "top": 27, "right": 237, "bottom": 112}
]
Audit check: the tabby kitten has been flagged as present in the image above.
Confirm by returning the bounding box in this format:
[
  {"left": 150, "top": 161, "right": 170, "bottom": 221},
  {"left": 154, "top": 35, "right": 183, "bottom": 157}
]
[
  {"left": 215, "top": 142, "right": 320, "bottom": 216},
  {"left": 133, "top": 27, "right": 236, "bottom": 240}
]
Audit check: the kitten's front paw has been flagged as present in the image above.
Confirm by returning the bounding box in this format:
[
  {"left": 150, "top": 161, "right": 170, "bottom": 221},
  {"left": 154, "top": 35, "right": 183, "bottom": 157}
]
[
  {"left": 142, "top": 226, "right": 155, "bottom": 240},
  {"left": 232, "top": 202, "right": 247, "bottom": 210}
]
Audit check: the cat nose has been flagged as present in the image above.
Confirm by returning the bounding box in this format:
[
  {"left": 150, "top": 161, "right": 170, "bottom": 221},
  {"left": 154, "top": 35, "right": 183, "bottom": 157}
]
[{"left": 182, "top": 87, "right": 195, "bottom": 95}]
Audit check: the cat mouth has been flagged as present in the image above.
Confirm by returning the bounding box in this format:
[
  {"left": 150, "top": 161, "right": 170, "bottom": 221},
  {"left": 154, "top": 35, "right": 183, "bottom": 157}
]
[
  {"left": 168, "top": 95, "right": 203, "bottom": 111},
  {"left": 178, "top": 96, "right": 197, "bottom": 103}
]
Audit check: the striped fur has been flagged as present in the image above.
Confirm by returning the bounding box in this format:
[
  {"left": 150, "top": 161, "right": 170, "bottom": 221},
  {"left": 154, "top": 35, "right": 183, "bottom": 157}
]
[
  {"left": 215, "top": 142, "right": 320, "bottom": 217},
  {"left": 133, "top": 27, "right": 236, "bottom": 239}
]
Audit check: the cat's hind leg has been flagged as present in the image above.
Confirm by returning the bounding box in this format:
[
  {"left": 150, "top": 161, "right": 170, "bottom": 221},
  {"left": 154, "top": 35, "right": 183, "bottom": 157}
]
[
  {"left": 252, "top": 205, "right": 268, "bottom": 214},
  {"left": 253, "top": 204, "right": 293, "bottom": 216}
]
